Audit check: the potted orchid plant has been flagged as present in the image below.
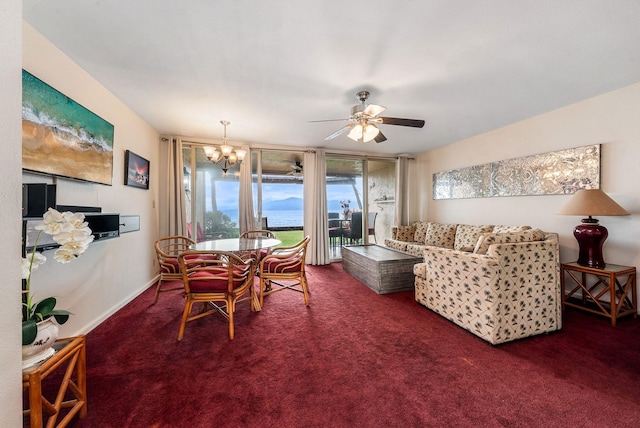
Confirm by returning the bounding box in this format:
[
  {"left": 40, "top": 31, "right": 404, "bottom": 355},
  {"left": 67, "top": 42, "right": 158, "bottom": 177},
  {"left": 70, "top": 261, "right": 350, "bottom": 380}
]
[{"left": 22, "top": 208, "right": 94, "bottom": 348}]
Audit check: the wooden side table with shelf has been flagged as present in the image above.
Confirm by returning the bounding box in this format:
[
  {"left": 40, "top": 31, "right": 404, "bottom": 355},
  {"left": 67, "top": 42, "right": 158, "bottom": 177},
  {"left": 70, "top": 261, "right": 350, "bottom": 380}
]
[
  {"left": 561, "top": 262, "right": 637, "bottom": 326},
  {"left": 22, "top": 335, "right": 87, "bottom": 428}
]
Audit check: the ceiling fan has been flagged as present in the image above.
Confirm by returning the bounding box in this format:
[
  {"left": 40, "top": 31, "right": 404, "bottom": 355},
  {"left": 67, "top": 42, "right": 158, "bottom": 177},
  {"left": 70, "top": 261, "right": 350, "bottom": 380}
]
[
  {"left": 286, "top": 161, "right": 303, "bottom": 177},
  {"left": 311, "top": 90, "right": 425, "bottom": 143}
]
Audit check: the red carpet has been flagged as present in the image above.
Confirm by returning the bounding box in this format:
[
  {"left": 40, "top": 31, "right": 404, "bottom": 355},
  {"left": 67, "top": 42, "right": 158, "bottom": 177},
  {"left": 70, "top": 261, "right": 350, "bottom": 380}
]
[{"left": 50, "top": 263, "right": 640, "bottom": 427}]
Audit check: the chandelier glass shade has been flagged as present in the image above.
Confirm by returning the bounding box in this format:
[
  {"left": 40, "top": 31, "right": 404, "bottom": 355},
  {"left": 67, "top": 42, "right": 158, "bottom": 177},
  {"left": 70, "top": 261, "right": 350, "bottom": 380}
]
[{"left": 204, "top": 120, "right": 246, "bottom": 174}]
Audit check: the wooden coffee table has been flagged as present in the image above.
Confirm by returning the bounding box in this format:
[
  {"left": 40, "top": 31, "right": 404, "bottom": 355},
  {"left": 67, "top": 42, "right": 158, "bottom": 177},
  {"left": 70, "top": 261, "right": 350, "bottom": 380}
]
[{"left": 342, "top": 244, "right": 421, "bottom": 294}]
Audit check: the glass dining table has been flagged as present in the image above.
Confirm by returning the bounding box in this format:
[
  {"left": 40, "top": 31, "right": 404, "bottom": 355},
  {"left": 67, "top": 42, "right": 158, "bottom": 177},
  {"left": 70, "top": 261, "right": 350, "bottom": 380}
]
[{"left": 190, "top": 237, "right": 281, "bottom": 253}]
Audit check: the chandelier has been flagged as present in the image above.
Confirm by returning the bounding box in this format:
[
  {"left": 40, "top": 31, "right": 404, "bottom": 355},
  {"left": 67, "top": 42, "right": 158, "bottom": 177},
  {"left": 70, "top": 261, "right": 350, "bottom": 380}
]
[{"left": 203, "top": 120, "right": 246, "bottom": 174}]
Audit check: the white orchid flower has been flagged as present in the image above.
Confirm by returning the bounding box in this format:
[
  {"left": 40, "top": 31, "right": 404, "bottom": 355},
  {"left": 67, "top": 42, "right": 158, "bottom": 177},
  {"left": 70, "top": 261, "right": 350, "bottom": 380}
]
[
  {"left": 52, "top": 246, "right": 78, "bottom": 263},
  {"left": 21, "top": 252, "right": 46, "bottom": 279}
]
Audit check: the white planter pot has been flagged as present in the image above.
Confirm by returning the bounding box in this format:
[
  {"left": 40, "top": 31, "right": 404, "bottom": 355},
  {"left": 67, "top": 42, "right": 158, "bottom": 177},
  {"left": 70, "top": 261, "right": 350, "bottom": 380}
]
[{"left": 22, "top": 318, "right": 59, "bottom": 369}]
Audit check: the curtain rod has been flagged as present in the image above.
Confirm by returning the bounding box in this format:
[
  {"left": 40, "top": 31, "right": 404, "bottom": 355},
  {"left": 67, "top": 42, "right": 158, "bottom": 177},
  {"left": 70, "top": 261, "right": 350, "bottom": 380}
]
[{"left": 165, "top": 136, "right": 414, "bottom": 160}]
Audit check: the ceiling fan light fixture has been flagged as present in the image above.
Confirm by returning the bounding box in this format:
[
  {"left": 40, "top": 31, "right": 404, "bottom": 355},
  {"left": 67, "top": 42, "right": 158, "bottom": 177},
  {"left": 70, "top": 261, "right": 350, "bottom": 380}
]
[
  {"left": 362, "top": 124, "right": 380, "bottom": 142},
  {"left": 347, "top": 124, "right": 363, "bottom": 141}
]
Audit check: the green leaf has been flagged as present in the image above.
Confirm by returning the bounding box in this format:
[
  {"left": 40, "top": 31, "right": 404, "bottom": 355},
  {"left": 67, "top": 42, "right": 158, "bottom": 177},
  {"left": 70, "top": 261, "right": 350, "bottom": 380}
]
[
  {"left": 33, "top": 297, "right": 57, "bottom": 318},
  {"left": 50, "top": 310, "right": 71, "bottom": 325},
  {"left": 22, "top": 320, "right": 37, "bottom": 346}
]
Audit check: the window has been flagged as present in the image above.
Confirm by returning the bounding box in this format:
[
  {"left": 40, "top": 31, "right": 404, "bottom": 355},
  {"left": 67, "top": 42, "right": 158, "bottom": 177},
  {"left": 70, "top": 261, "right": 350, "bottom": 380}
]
[{"left": 183, "top": 145, "right": 240, "bottom": 241}]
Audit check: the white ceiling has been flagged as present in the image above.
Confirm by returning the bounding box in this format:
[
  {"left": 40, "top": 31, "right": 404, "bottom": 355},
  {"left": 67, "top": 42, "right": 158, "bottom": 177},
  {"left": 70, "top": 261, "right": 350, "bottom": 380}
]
[{"left": 23, "top": 1, "right": 640, "bottom": 155}]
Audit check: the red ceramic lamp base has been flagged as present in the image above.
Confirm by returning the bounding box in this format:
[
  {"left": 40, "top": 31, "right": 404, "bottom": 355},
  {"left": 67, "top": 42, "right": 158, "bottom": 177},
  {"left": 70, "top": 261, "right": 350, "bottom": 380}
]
[{"left": 574, "top": 217, "right": 608, "bottom": 269}]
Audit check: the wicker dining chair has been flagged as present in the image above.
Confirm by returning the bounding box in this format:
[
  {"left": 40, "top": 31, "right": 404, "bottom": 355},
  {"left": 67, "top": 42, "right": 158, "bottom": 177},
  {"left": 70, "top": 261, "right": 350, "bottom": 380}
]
[
  {"left": 177, "top": 250, "right": 256, "bottom": 340},
  {"left": 239, "top": 229, "right": 277, "bottom": 262},
  {"left": 259, "top": 235, "right": 311, "bottom": 307},
  {"left": 153, "top": 235, "right": 196, "bottom": 304}
]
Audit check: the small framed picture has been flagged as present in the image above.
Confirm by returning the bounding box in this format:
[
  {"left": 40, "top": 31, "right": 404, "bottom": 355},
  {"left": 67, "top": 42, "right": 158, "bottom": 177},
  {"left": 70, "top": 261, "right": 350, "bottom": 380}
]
[{"left": 124, "top": 150, "right": 150, "bottom": 189}]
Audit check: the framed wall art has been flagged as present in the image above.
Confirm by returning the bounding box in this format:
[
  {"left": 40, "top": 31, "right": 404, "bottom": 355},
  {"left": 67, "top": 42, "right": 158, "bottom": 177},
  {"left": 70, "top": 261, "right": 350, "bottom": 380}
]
[
  {"left": 22, "top": 70, "right": 114, "bottom": 185},
  {"left": 124, "top": 150, "right": 150, "bottom": 189},
  {"left": 433, "top": 144, "right": 600, "bottom": 200}
]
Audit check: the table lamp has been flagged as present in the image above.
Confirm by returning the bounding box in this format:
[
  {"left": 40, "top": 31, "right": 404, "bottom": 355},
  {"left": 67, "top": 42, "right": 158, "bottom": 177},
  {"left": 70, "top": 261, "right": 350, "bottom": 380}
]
[{"left": 558, "top": 189, "right": 629, "bottom": 268}]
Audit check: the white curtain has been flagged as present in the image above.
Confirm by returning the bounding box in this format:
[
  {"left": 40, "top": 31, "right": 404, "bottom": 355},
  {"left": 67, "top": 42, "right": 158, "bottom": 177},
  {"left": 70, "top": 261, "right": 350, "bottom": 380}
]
[
  {"left": 395, "top": 156, "right": 409, "bottom": 226},
  {"left": 303, "top": 150, "right": 330, "bottom": 265},
  {"left": 159, "top": 136, "right": 187, "bottom": 237},
  {"left": 238, "top": 145, "right": 255, "bottom": 234}
]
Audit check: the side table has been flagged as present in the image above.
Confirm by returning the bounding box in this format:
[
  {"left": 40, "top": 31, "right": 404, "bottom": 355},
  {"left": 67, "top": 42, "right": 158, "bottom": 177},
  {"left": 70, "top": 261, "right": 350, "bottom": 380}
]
[
  {"left": 561, "top": 262, "right": 637, "bottom": 326},
  {"left": 23, "top": 335, "right": 87, "bottom": 428}
]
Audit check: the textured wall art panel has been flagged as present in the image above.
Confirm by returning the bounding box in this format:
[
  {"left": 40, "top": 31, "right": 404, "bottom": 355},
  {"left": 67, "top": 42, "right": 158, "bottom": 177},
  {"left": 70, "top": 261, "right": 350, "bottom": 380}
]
[{"left": 433, "top": 144, "right": 600, "bottom": 200}]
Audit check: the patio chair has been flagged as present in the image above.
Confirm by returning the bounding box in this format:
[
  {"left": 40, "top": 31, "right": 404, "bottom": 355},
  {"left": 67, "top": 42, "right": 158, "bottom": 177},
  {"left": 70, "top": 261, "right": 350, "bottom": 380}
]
[
  {"left": 343, "top": 212, "right": 362, "bottom": 245},
  {"left": 368, "top": 212, "right": 378, "bottom": 243}
]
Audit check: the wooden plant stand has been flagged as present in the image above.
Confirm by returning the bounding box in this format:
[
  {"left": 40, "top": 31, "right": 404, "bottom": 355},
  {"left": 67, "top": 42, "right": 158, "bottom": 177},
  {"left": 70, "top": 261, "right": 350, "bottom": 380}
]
[{"left": 23, "top": 335, "right": 87, "bottom": 428}]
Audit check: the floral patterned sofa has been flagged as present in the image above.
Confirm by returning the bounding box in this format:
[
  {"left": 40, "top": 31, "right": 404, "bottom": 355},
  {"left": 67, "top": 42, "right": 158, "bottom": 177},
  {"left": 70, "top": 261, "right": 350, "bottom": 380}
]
[
  {"left": 384, "top": 221, "right": 532, "bottom": 257},
  {"left": 409, "top": 226, "right": 561, "bottom": 345}
]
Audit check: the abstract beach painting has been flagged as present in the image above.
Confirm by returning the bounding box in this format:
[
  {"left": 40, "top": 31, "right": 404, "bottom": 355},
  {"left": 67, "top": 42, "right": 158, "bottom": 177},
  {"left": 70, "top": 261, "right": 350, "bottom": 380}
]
[{"left": 22, "top": 70, "right": 114, "bottom": 185}]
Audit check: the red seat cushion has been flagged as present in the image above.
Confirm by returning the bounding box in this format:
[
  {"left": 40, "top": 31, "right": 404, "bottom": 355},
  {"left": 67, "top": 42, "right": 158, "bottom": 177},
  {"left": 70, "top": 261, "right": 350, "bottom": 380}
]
[
  {"left": 161, "top": 258, "right": 180, "bottom": 274},
  {"left": 263, "top": 257, "right": 302, "bottom": 274},
  {"left": 188, "top": 269, "right": 248, "bottom": 292},
  {"left": 184, "top": 253, "right": 218, "bottom": 263},
  {"left": 164, "top": 254, "right": 218, "bottom": 274}
]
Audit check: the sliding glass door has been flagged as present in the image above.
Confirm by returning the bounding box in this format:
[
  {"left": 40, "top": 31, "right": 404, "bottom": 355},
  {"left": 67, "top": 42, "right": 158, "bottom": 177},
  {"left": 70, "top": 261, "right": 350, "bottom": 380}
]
[
  {"left": 326, "top": 156, "right": 396, "bottom": 258},
  {"left": 182, "top": 144, "right": 397, "bottom": 253},
  {"left": 251, "top": 149, "right": 305, "bottom": 246},
  {"left": 183, "top": 145, "right": 240, "bottom": 242}
]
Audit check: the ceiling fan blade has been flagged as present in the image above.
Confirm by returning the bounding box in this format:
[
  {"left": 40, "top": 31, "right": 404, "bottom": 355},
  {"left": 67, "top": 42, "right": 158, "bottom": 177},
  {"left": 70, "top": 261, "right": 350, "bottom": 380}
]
[
  {"left": 308, "top": 118, "right": 350, "bottom": 123},
  {"left": 374, "top": 131, "right": 387, "bottom": 143},
  {"left": 363, "top": 104, "right": 386, "bottom": 117},
  {"left": 325, "top": 125, "right": 353, "bottom": 140},
  {"left": 377, "top": 117, "right": 425, "bottom": 128}
]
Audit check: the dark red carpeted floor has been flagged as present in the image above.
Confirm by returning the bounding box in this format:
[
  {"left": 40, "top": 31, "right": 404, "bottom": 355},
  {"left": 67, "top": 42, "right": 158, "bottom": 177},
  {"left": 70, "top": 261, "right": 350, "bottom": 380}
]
[{"left": 55, "top": 263, "right": 640, "bottom": 427}]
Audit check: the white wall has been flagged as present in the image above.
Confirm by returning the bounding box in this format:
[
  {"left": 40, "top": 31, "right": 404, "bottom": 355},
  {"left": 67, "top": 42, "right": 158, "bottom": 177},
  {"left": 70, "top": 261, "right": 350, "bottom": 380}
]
[
  {"left": 22, "top": 23, "right": 161, "bottom": 338},
  {"left": 0, "top": 2, "right": 25, "bottom": 426},
  {"left": 415, "top": 82, "right": 640, "bottom": 273}
]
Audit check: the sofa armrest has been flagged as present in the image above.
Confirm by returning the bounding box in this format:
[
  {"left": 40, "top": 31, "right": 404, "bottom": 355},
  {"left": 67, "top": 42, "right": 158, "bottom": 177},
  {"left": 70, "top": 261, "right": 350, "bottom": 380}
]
[{"left": 423, "top": 247, "right": 501, "bottom": 286}]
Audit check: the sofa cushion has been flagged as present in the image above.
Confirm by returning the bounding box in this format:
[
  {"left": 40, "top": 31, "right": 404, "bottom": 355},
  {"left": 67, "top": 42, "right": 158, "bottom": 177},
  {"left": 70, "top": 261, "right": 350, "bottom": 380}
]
[
  {"left": 473, "top": 229, "right": 546, "bottom": 254},
  {"left": 454, "top": 224, "right": 494, "bottom": 252},
  {"left": 384, "top": 239, "right": 410, "bottom": 252},
  {"left": 395, "top": 225, "right": 416, "bottom": 242},
  {"left": 405, "top": 243, "right": 428, "bottom": 257},
  {"left": 425, "top": 223, "right": 457, "bottom": 249},
  {"left": 492, "top": 225, "right": 532, "bottom": 233},
  {"left": 413, "top": 221, "right": 430, "bottom": 244}
]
